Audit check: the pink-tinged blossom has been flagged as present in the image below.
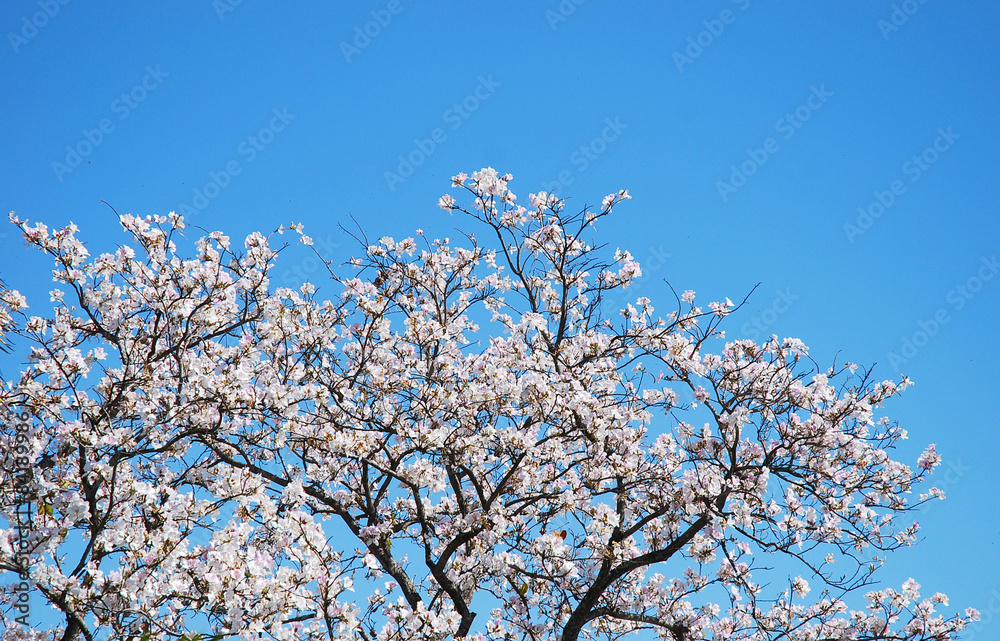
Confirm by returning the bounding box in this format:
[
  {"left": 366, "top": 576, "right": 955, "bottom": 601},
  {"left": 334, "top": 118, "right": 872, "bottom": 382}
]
[
  {"left": 917, "top": 443, "right": 941, "bottom": 470},
  {"left": 601, "top": 190, "right": 631, "bottom": 210},
  {"left": 438, "top": 194, "right": 456, "bottom": 211}
]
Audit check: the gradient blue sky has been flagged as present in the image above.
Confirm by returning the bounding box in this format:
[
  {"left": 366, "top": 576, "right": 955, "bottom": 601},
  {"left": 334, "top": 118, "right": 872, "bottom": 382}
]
[{"left": 2, "top": 1, "right": 999, "bottom": 633}]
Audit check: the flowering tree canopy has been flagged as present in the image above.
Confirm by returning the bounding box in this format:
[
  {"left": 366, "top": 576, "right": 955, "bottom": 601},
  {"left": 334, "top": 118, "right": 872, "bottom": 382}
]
[{"left": 0, "top": 170, "right": 978, "bottom": 640}]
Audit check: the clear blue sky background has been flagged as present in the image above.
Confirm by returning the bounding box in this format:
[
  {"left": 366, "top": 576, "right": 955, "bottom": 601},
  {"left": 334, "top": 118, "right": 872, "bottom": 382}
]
[{"left": 1, "top": 0, "right": 998, "bottom": 633}]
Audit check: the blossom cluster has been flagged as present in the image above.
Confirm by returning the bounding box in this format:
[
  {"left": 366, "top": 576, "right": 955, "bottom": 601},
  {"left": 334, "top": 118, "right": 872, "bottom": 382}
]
[{"left": 0, "top": 172, "right": 969, "bottom": 641}]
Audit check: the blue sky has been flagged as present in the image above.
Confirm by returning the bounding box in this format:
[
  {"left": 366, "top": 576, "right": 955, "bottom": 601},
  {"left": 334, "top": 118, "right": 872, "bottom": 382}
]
[{"left": 1, "top": 0, "right": 999, "bottom": 633}]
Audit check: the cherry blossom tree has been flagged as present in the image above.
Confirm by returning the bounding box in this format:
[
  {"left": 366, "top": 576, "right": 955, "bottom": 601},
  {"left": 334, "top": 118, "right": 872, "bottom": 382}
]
[{"left": 0, "top": 169, "right": 978, "bottom": 640}]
